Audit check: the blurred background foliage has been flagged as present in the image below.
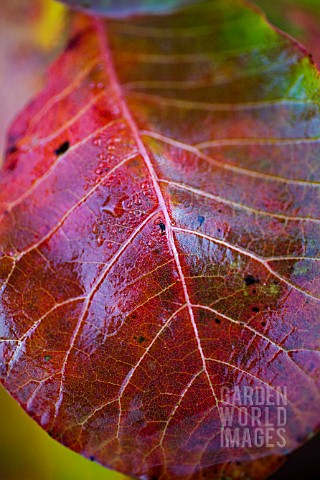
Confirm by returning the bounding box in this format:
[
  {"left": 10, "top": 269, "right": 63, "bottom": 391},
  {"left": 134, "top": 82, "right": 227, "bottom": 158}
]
[
  {"left": 0, "top": 0, "right": 67, "bottom": 163},
  {"left": 0, "top": 0, "right": 319, "bottom": 479}
]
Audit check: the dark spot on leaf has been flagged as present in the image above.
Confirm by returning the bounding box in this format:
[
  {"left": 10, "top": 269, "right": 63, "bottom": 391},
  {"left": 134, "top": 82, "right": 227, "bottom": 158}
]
[
  {"left": 54, "top": 141, "right": 70, "bottom": 156},
  {"left": 261, "top": 321, "right": 266, "bottom": 327},
  {"left": 159, "top": 222, "right": 166, "bottom": 234},
  {"left": 214, "top": 318, "right": 221, "bottom": 325},
  {"left": 198, "top": 215, "right": 205, "bottom": 226},
  {"left": 66, "top": 32, "right": 82, "bottom": 51},
  {"left": 308, "top": 53, "right": 315, "bottom": 65},
  {"left": 89, "top": 455, "right": 95, "bottom": 461},
  {"left": 244, "top": 274, "right": 260, "bottom": 286},
  {"left": 252, "top": 306, "right": 260, "bottom": 313},
  {"left": 135, "top": 336, "right": 146, "bottom": 344},
  {"left": 6, "top": 145, "right": 18, "bottom": 156}
]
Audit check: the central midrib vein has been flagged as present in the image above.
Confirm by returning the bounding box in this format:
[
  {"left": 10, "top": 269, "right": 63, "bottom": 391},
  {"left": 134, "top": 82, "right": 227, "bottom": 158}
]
[{"left": 95, "top": 18, "right": 220, "bottom": 409}]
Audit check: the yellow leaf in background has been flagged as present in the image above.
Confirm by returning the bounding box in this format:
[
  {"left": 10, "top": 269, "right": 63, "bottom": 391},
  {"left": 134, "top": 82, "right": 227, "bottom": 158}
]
[
  {"left": 0, "top": 0, "right": 67, "bottom": 164},
  {"left": 34, "top": 0, "right": 68, "bottom": 51}
]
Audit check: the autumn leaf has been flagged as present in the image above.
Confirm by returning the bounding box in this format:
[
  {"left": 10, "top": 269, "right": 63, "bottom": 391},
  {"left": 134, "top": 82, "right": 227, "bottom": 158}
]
[{"left": 1, "top": 1, "right": 319, "bottom": 479}]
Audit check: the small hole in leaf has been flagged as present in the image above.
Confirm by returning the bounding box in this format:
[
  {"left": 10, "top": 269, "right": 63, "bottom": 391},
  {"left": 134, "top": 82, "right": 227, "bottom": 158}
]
[
  {"left": 214, "top": 318, "right": 221, "bottom": 325},
  {"left": 54, "top": 141, "right": 70, "bottom": 156},
  {"left": 252, "top": 306, "right": 260, "bottom": 313},
  {"left": 6, "top": 145, "right": 18, "bottom": 155},
  {"left": 66, "top": 32, "right": 84, "bottom": 51},
  {"left": 159, "top": 222, "right": 166, "bottom": 234},
  {"left": 44, "top": 355, "right": 52, "bottom": 362},
  {"left": 244, "top": 275, "right": 260, "bottom": 286}
]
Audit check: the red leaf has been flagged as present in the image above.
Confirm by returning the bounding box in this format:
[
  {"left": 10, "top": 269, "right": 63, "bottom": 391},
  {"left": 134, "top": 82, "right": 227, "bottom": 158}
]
[{"left": 1, "top": 1, "right": 319, "bottom": 479}]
